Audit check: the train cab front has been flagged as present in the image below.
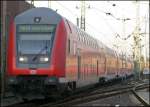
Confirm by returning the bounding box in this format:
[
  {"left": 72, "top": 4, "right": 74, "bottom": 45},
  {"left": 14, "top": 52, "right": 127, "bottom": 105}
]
[{"left": 7, "top": 8, "right": 67, "bottom": 95}]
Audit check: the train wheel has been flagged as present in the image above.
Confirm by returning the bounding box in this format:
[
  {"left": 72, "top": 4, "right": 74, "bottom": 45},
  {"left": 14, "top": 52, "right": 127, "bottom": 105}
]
[
  {"left": 61, "top": 82, "right": 75, "bottom": 97},
  {"left": 98, "top": 77, "right": 105, "bottom": 85}
]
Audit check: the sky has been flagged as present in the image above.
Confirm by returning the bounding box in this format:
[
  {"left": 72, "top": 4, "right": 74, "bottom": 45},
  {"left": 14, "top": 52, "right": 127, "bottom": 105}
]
[{"left": 26, "top": 1, "right": 149, "bottom": 59}]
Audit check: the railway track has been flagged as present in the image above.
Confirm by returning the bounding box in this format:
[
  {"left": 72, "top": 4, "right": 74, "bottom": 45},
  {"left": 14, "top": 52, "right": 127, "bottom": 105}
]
[
  {"left": 3, "top": 77, "right": 149, "bottom": 107},
  {"left": 41, "top": 83, "right": 149, "bottom": 107},
  {"left": 132, "top": 84, "right": 150, "bottom": 106},
  {"left": 0, "top": 92, "right": 24, "bottom": 107}
]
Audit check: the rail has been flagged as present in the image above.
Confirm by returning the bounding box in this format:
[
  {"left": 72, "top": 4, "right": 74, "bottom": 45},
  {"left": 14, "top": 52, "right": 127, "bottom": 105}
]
[
  {"left": 3, "top": 79, "right": 149, "bottom": 107},
  {"left": 132, "top": 84, "right": 150, "bottom": 106},
  {"left": 41, "top": 83, "right": 149, "bottom": 107}
]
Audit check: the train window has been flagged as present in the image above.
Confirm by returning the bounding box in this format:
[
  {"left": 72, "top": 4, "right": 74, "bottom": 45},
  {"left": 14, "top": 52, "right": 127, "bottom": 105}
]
[
  {"left": 90, "top": 40, "right": 92, "bottom": 47},
  {"left": 84, "top": 36, "right": 85, "bottom": 45},
  {"left": 77, "top": 28, "right": 80, "bottom": 36},
  {"left": 81, "top": 32, "right": 84, "bottom": 43},
  {"left": 93, "top": 42, "right": 94, "bottom": 48},
  {"left": 85, "top": 37, "right": 87, "bottom": 45},
  {"left": 78, "top": 29, "right": 80, "bottom": 36},
  {"left": 88, "top": 39, "right": 89, "bottom": 46},
  {"left": 89, "top": 40, "right": 91, "bottom": 47},
  {"left": 80, "top": 30, "right": 82, "bottom": 36},
  {"left": 80, "top": 35, "right": 82, "bottom": 42},
  {"left": 84, "top": 34, "right": 86, "bottom": 45},
  {"left": 66, "top": 20, "right": 72, "bottom": 33},
  {"left": 79, "top": 30, "right": 82, "bottom": 42},
  {"left": 83, "top": 35, "right": 85, "bottom": 44},
  {"left": 86, "top": 38, "right": 88, "bottom": 46},
  {"left": 84, "top": 34, "right": 87, "bottom": 45},
  {"left": 18, "top": 34, "right": 52, "bottom": 55},
  {"left": 88, "top": 37, "right": 89, "bottom": 46},
  {"left": 19, "top": 34, "right": 52, "bottom": 41},
  {"left": 92, "top": 41, "right": 94, "bottom": 48},
  {"left": 82, "top": 35, "right": 84, "bottom": 43},
  {"left": 77, "top": 30, "right": 80, "bottom": 41},
  {"left": 73, "top": 42, "right": 77, "bottom": 55},
  {"left": 86, "top": 37, "right": 88, "bottom": 45},
  {"left": 75, "top": 27, "right": 77, "bottom": 34},
  {"left": 85, "top": 37, "right": 87, "bottom": 46},
  {"left": 78, "top": 32, "right": 80, "bottom": 41},
  {"left": 79, "top": 35, "right": 81, "bottom": 42}
]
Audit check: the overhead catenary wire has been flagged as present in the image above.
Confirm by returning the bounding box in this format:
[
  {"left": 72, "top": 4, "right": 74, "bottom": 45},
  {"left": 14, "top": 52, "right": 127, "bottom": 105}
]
[
  {"left": 55, "top": 1, "right": 114, "bottom": 44},
  {"left": 55, "top": 1, "right": 78, "bottom": 17},
  {"left": 107, "top": 1, "right": 134, "bottom": 17},
  {"left": 90, "top": 7, "right": 118, "bottom": 36},
  {"left": 89, "top": 6, "right": 137, "bottom": 42},
  {"left": 90, "top": 6, "right": 134, "bottom": 53},
  {"left": 55, "top": 1, "right": 149, "bottom": 53},
  {"left": 56, "top": 2, "right": 113, "bottom": 38}
]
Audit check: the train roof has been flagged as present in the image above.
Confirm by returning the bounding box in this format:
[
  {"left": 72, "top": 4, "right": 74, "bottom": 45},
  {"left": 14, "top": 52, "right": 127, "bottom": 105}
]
[{"left": 15, "top": 7, "right": 62, "bottom": 25}]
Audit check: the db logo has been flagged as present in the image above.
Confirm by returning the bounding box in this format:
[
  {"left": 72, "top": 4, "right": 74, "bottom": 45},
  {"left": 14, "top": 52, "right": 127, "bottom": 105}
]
[{"left": 30, "top": 70, "right": 37, "bottom": 74}]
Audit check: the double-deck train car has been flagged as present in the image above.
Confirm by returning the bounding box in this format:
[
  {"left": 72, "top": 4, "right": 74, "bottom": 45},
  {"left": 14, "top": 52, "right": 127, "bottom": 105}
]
[{"left": 7, "top": 7, "right": 133, "bottom": 96}]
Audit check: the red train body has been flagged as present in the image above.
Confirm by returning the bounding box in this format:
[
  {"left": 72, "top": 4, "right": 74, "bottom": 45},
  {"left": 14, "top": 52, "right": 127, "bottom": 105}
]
[{"left": 7, "top": 8, "right": 133, "bottom": 96}]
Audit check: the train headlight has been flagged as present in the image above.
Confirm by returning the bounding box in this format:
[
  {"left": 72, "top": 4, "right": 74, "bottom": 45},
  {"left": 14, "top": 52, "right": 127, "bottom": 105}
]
[
  {"left": 40, "top": 57, "right": 49, "bottom": 62},
  {"left": 19, "top": 56, "right": 28, "bottom": 62}
]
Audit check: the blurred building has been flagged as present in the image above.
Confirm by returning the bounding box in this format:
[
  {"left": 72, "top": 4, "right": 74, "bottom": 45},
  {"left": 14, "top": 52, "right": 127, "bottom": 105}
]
[
  {"left": 0, "top": 0, "right": 34, "bottom": 94},
  {"left": 1, "top": 1, "right": 34, "bottom": 42}
]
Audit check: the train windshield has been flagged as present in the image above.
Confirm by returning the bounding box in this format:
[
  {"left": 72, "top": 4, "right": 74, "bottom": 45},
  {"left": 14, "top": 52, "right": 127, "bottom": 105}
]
[
  {"left": 17, "top": 24, "right": 56, "bottom": 55},
  {"left": 18, "top": 34, "right": 52, "bottom": 54}
]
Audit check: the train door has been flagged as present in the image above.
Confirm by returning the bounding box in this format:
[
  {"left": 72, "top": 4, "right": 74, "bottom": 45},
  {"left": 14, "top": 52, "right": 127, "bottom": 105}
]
[
  {"left": 116, "top": 55, "right": 119, "bottom": 76},
  {"left": 97, "top": 60, "right": 99, "bottom": 76},
  {"left": 77, "top": 48, "right": 81, "bottom": 79},
  {"left": 104, "top": 56, "right": 107, "bottom": 75}
]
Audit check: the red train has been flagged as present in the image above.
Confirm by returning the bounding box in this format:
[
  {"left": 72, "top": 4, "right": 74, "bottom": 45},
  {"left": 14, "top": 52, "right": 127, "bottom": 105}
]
[{"left": 7, "top": 7, "right": 133, "bottom": 96}]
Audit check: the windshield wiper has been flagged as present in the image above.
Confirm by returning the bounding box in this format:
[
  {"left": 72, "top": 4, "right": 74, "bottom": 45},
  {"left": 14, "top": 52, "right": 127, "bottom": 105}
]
[{"left": 32, "top": 45, "right": 48, "bottom": 61}]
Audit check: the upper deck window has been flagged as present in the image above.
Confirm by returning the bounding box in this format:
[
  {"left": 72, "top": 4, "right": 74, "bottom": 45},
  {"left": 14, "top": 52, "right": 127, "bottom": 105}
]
[{"left": 66, "top": 20, "right": 72, "bottom": 33}]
